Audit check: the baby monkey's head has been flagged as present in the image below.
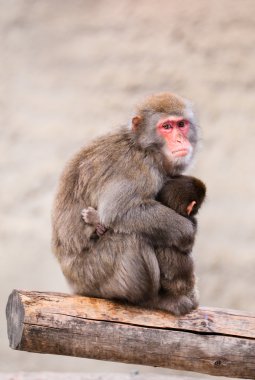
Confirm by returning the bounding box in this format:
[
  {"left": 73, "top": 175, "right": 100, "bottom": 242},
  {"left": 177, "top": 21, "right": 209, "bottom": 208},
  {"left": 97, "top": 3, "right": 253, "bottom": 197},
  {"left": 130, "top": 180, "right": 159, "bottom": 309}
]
[{"left": 157, "top": 175, "right": 206, "bottom": 217}]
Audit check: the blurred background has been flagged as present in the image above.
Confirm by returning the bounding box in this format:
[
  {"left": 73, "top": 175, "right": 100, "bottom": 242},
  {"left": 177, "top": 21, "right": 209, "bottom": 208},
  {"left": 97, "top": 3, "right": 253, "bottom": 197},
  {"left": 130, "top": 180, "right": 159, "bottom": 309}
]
[{"left": 1, "top": 0, "right": 255, "bottom": 377}]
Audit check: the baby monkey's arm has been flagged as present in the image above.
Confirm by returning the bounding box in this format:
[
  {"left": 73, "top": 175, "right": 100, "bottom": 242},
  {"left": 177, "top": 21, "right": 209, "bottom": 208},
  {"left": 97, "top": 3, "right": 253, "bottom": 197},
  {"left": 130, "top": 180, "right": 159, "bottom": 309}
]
[{"left": 82, "top": 200, "right": 197, "bottom": 237}]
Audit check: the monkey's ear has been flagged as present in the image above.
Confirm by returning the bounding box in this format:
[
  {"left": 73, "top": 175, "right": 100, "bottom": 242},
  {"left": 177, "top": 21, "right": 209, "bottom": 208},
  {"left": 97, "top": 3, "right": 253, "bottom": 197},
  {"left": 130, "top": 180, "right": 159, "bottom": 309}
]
[
  {"left": 132, "top": 116, "right": 142, "bottom": 131},
  {"left": 187, "top": 201, "right": 196, "bottom": 216}
]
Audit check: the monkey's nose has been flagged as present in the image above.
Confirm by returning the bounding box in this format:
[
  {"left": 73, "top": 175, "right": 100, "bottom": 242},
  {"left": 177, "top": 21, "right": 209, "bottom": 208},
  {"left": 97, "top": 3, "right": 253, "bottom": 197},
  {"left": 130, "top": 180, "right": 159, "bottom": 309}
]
[{"left": 172, "top": 128, "right": 183, "bottom": 143}]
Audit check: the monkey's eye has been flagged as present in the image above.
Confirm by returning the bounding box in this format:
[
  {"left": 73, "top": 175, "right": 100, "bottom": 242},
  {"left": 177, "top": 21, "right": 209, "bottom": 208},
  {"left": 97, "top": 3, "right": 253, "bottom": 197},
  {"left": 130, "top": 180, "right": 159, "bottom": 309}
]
[
  {"left": 162, "top": 123, "right": 172, "bottom": 130},
  {"left": 178, "top": 120, "right": 185, "bottom": 128}
]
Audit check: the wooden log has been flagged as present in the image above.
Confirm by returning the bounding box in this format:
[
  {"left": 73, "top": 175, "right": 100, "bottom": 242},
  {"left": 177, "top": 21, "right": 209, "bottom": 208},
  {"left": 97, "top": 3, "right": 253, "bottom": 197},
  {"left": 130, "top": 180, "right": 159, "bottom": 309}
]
[{"left": 6, "top": 290, "right": 255, "bottom": 379}]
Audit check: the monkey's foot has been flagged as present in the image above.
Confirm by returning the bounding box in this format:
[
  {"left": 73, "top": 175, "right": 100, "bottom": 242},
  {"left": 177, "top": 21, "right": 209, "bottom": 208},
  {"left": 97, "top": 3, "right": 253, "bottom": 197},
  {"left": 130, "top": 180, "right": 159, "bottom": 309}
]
[
  {"left": 150, "top": 294, "right": 198, "bottom": 316},
  {"left": 81, "top": 207, "right": 100, "bottom": 225},
  {"left": 167, "top": 295, "right": 198, "bottom": 316}
]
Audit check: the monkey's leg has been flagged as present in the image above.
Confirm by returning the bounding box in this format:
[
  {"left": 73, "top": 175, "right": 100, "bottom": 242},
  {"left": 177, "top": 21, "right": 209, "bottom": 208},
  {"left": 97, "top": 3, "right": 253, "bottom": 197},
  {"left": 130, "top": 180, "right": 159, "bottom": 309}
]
[
  {"left": 148, "top": 248, "right": 199, "bottom": 315},
  {"left": 74, "top": 233, "right": 160, "bottom": 305},
  {"left": 155, "top": 248, "right": 176, "bottom": 289}
]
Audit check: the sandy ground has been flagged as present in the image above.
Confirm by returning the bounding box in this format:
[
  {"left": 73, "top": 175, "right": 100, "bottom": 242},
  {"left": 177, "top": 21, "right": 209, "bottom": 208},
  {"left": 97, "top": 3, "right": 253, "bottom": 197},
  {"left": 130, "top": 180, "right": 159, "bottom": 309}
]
[{"left": 1, "top": 0, "right": 255, "bottom": 376}]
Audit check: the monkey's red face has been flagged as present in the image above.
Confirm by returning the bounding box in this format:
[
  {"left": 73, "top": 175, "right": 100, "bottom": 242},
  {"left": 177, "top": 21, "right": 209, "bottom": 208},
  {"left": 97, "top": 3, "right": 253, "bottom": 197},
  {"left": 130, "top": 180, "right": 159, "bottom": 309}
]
[{"left": 157, "top": 117, "right": 192, "bottom": 158}]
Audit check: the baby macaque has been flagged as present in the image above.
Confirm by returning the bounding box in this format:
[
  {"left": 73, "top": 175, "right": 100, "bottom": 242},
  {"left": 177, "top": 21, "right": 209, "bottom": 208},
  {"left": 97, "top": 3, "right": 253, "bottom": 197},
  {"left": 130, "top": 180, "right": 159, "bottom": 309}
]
[
  {"left": 154, "top": 175, "right": 206, "bottom": 314},
  {"left": 82, "top": 175, "right": 206, "bottom": 315}
]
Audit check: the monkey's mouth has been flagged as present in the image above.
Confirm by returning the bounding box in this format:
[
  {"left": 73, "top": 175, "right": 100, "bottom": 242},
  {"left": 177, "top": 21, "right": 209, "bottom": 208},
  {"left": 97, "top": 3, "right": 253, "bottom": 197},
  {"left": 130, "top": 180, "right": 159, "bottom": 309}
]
[{"left": 172, "top": 149, "right": 189, "bottom": 157}]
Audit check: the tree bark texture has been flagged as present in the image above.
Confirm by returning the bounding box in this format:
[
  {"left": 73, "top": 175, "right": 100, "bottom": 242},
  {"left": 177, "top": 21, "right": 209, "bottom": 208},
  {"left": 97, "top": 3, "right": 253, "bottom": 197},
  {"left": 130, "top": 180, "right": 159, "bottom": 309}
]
[{"left": 6, "top": 290, "right": 255, "bottom": 379}]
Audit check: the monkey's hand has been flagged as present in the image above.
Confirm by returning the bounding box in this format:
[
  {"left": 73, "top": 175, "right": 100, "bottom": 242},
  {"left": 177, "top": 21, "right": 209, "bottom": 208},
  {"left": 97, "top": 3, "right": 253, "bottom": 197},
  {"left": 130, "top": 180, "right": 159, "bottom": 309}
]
[
  {"left": 96, "top": 223, "right": 108, "bottom": 237},
  {"left": 175, "top": 217, "right": 196, "bottom": 253},
  {"left": 81, "top": 207, "right": 100, "bottom": 226}
]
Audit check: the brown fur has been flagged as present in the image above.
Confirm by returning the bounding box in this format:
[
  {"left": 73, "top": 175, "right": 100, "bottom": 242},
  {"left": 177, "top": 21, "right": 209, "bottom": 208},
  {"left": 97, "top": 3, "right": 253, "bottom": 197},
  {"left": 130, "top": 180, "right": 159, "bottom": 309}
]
[
  {"left": 152, "top": 175, "right": 206, "bottom": 315},
  {"left": 158, "top": 175, "right": 206, "bottom": 218},
  {"left": 83, "top": 175, "right": 206, "bottom": 315},
  {"left": 52, "top": 92, "right": 199, "bottom": 314},
  {"left": 137, "top": 92, "right": 187, "bottom": 116}
]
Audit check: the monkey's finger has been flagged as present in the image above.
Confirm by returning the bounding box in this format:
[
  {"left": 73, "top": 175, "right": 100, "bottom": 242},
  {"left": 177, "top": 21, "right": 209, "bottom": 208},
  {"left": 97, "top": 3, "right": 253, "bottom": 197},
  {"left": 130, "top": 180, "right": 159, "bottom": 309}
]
[
  {"left": 96, "top": 224, "right": 107, "bottom": 236},
  {"left": 96, "top": 227, "right": 106, "bottom": 236},
  {"left": 88, "top": 206, "right": 96, "bottom": 211},
  {"left": 81, "top": 209, "right": 90, "bottom": 223}
]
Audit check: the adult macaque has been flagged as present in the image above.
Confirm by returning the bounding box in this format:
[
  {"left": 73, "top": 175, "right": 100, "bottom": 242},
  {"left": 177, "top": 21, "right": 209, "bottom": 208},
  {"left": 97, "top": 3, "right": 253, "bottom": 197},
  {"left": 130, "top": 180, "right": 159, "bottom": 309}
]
[
  {"left": 82, "top": 175, "right": 206, "bottom": 315},
  {"left": 52, "top": 92, "right": 199, "bottom": 314}
]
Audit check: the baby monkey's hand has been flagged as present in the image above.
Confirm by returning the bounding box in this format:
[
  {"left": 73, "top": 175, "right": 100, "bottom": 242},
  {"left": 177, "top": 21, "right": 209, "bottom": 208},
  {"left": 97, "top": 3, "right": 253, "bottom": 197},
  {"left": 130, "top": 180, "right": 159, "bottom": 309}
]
[
  {"left": 81, "top": 207, "right": 107, "bottom": 237},
  {"left": 81, "top": 207, "right": 100, "bottom": 225}
]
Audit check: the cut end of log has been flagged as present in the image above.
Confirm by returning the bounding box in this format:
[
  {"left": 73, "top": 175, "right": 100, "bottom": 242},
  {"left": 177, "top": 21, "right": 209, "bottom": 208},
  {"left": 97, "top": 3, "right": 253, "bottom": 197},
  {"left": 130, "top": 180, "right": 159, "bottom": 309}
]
[{"left": 6, "top": 290, "right": 25, "bottom": 349}]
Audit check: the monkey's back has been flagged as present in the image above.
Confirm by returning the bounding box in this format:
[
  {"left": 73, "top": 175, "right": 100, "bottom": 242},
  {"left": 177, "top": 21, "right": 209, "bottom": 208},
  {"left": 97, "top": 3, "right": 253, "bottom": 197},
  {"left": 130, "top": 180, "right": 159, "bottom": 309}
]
[{"left": 51, "top": 127, "right": 163, "bottom": 266}]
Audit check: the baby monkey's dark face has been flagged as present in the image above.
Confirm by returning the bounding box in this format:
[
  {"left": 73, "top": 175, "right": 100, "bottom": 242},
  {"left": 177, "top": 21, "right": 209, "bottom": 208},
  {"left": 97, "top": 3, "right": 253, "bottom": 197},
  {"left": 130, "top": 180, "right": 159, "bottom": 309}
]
[{"left": 157, "top": 175, "right": 206, "bottom": 217}]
